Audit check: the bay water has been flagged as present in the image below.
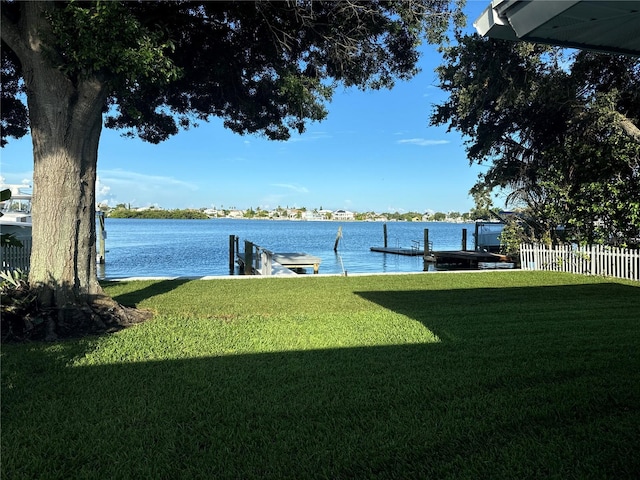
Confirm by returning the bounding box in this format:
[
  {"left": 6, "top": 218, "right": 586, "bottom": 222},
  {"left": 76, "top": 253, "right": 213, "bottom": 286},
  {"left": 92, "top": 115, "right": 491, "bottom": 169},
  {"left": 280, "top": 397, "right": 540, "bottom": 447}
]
[{"left": 97, "top": 218, "right": 475, "bottom": 278}]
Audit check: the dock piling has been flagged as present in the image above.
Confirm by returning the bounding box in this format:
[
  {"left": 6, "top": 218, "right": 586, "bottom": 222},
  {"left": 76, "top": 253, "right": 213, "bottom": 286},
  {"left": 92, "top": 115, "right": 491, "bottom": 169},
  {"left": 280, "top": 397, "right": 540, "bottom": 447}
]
[
  {"left": 97, "top": 211, "right": 106, "bottom": 264},
  {"left": 229, "top": 235, "right": 236, "bottom": 274},
  {"left": 383, "top": 223, "right": 388, "bottom": 248},
  {"left": 423, "top": 229, "right": 430, "bottom": 257},
  {"left": 462, "top": 228, "right": 468, "bottom": 251},
  {"left": 244, "top": 240, "right": 253, "bottom": 275},
  {"left": 334, "top": 226, "right": 342, "bottom": 252}
]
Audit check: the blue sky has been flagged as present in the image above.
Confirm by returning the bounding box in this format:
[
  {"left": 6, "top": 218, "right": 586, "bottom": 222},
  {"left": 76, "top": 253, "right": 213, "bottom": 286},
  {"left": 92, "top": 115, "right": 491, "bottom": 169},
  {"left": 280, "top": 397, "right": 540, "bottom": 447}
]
[{"left": 1, "top": 1, "right": 495, "bottom": 214}]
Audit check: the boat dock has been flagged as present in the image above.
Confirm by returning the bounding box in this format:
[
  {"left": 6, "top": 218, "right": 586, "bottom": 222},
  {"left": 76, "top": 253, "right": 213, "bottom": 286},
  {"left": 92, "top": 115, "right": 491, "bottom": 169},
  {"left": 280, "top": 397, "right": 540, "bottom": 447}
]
[
  {"left": 370, "top": 224, "right": 513, "bottom": 270},
  {"left": 432, "top": 250, "right": 510, "bottom": 269},
  {"left": 230, "top": 236, "right": 321, "bottom": 275},
  {"left": 236, "top": 251, "right": 321, "bottom": 275},
  {"left": 369, "top": 246, "right": 508, "bottom": 268},
  {"left": 369, "top": 246, "right": 436, "bottom": 262}
]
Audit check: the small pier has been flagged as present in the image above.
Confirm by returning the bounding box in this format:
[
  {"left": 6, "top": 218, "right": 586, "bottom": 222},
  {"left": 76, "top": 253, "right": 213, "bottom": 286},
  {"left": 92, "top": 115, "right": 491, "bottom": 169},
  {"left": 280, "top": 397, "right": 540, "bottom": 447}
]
[
  {"left": 230, "top": 236, "right": 321, "bottom": 275},
  {"left": 370, "top": 224, "right": 435, "bottom": 259},
  {"left": 370, "top": 224, "right": 514, "bottom": 270},
  {"left": 370, "top": 246, "right": 424, "bottom": 256},
  {"left": 432, "top": 250, "right": 510, "bottom": 269}
]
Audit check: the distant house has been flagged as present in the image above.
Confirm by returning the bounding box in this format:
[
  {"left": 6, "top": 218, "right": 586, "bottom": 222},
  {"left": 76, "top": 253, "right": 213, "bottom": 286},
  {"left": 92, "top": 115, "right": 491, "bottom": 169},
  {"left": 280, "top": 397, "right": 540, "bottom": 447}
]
[
  {"left": 203, "top": 208, "right": 220, "bottom": 217},
  {"left": 333, "top": 209, "right": 355, "bottom": 221},
  {"left": 302, "top": 210, "right": 326, "bottom": 221},
  {"left": 287, "top": 209, "right": 302, "bottom": 220},
  {"left": 228, "top": 209, "right": 244, "bottom": 219}
]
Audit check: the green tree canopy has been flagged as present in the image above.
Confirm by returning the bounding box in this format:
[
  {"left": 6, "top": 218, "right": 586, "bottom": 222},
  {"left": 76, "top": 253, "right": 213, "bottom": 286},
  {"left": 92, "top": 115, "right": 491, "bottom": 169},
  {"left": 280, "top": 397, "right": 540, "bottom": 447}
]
[
  {"left": 1, "top": 0, "right": 464, "bottom": 337},
  {"left": 431, "top": 35, "right": 640, "bottom": 245}
]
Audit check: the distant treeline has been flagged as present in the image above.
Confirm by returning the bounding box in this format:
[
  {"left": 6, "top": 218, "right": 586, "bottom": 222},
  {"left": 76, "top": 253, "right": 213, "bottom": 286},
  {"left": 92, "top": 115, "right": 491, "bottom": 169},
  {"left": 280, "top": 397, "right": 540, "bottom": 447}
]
[{"left": 108, "top": 208, "right": 209, "bottom": 220}]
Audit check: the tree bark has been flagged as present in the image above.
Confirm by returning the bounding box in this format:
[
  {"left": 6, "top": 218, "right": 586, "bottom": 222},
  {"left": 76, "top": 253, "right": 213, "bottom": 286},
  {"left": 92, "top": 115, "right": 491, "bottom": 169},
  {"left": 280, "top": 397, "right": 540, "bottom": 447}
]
[
  {"left": 1, "top": 3, "right": 151, "bottom": 339},
  {"left": 615, "top": 111, "right": 640, "bottom": 145},
  {"left": 27, "top": 77, "right": 107, "bottom": 308},
  {"left": 15, "top": 4, "right": 106, "bottom": 307}
]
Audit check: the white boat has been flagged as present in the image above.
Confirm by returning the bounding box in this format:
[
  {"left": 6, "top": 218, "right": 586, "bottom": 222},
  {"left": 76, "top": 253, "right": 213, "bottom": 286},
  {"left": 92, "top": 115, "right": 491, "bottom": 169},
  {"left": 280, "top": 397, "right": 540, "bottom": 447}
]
[{"left": 0, "top": 185, "right": 33, "bottom": 241}]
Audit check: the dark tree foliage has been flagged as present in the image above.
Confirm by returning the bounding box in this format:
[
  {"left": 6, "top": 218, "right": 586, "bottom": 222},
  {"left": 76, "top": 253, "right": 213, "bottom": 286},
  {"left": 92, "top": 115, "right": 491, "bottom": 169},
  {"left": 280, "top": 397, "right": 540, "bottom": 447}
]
[
  {"left": 432, "top": 35, "right": 640, "bottom": 245},
  {"left": 2, "top": 0, "right": 462, "bottom": 145},
  {"left": 0, "top": 0, "right": 463, "bottom": 336},
  {"left": 1, "top": 48, "right": 28, "bottom": 146}
]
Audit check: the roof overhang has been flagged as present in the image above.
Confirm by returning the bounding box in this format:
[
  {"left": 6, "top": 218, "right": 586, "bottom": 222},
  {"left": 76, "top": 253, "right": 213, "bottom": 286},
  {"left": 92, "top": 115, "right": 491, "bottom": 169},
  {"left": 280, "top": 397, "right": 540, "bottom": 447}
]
[{"left": 474, "top": 0, "right": 640, "bottom": 56}]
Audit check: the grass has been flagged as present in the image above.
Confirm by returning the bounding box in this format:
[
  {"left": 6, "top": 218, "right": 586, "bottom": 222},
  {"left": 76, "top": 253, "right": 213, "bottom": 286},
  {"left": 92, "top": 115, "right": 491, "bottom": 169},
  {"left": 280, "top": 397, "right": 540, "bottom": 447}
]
[{"left": 2, "top": 271, "right": 639, "bottom": 479}]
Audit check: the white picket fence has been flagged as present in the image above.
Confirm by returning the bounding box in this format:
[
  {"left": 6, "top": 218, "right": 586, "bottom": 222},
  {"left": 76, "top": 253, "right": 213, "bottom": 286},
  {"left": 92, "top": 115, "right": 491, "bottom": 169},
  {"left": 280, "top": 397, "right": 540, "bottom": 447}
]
[
  {"left": 520, "top": 243, "right": 640, "bottom": 281},
  {"left": 1, "top": 237, "right": 32, "bottom": 273}
]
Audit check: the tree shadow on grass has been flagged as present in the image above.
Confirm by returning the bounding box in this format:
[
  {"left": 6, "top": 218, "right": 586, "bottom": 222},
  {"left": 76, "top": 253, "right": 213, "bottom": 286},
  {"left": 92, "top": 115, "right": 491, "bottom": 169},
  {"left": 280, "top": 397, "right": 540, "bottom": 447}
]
[
  {"left": 101, "top": 278, "right": 195, "bottom": 306},
  {"left": 3, "top": 283, "right": 639, "bottom": 479}
]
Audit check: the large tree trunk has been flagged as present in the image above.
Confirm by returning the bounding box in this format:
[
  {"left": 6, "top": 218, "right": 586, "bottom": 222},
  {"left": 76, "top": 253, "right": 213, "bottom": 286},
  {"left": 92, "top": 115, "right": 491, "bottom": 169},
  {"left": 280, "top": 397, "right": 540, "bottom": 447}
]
[
  {"left": 27, "top": 76, "right": 106, "bottom": 308},
  {"left": 18, "top": 3, "right": 105, "bottom": 303},
  {"left": 5, "top": 3, "right": 150, "bottom": 339}
]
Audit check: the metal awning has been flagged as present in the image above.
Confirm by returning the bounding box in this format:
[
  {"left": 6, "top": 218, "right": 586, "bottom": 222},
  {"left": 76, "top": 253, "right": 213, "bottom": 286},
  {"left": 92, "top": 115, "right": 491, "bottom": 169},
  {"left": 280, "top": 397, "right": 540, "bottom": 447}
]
[{"left": 474, "top": 0, "right": 640, "bottom": 56}]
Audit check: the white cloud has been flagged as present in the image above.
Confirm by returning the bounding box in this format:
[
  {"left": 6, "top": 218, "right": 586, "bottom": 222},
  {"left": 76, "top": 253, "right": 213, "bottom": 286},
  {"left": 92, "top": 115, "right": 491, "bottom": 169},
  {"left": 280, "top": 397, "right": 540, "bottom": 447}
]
[
  {"left": 0, "top": 173, "right": 33, "bottom": 187},
  {"left": 397, "top": 138, "right": 450, "bottom": 146},
  {"left": 270, "top": 183, "right": 309, "bottom": 194},
  {"left": 286, "top": 131, "right": 331, "bottom": 143},
  {"left": 386, "top": 206, "right": 412, "bottom": 214},
  {"left": 96, "top": 169, "right": 199, "bottom": 207},
  {"left": 96, "top": 176, "right": 111, "bottom": 196},
  {"left": 99, "top": 169, "right": 198, "bottom": 190},
  {"left": 422, "top": 85, "right": 439, "bottom": 98}
]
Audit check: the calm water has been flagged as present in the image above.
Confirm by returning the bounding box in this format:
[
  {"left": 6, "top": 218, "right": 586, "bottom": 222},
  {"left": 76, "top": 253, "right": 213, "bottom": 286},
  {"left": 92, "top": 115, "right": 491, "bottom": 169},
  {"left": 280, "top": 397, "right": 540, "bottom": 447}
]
[{"left": 97, "top": 218, "right": 475, "bottom": 278}]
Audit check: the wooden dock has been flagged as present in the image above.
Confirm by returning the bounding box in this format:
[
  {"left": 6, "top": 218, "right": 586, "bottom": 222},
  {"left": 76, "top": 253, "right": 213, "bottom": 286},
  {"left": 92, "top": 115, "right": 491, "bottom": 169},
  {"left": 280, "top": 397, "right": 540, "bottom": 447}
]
[
  {"left": 236, "top": 251, "right": 321, "bottom": 275},
  {"left": 370, "top": 246, "right": 511, "bottom": 269},
  {"left": 271, "top": 253, "right": 322, "bottom": 273},
  {"left": 370, "top": 246, "right": 424, "bottom": 256},
  {"left": 370, "top": 224, "right": 513, "bottom": 270},
  {"left": 232, "top": 236, "right": 321, "bottom": 275},
  {"left": 432, "top": 250, "right": 509, "bottom": 269}
]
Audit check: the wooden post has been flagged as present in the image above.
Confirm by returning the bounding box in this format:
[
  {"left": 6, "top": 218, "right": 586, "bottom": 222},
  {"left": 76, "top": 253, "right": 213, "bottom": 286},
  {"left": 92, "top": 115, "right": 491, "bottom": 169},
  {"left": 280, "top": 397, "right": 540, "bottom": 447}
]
[
  {"left": 262, "top": 250, "right": 272, "bottom": 275},
  {"left": 383, "top": 223, "right": 388, "bottom": 248},
  {"left": 423, "top": 228, "right": 430, "bottom": 256},
  {"left": 334, "top": 226, "right": 342, "bottom": 252},
  {"left": 244, "top": 240, "right": 253, "bottom": 275},
  {"left": 97, "top": 211, "right": 106, "bottom": 264},
  {"left": 229, "top": 235, "right": 236, "bottom": 274},
  {"left": 474, "top": 222, "right": 480, "bottom": 251},
  {"left": 253, "top": 244, "right": 260, "bottom": 273},
  {"left": 462, "top": 228, "right": 468, "bottom": 251}
]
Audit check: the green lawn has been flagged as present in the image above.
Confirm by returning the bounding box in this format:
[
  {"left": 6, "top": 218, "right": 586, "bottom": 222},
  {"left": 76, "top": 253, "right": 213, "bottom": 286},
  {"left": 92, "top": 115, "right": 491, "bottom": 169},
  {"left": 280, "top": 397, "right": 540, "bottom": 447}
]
[{"left": 2, "top": 271, "right": 639, "bottom": 479}]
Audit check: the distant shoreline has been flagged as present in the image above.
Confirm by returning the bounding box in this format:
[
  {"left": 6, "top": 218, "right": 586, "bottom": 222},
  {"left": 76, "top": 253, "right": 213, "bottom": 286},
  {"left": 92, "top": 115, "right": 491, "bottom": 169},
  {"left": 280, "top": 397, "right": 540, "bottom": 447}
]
[
  {"left": 105, "top": 215, "right": 472, "bottom": 223},
  {"left": 104, "top": 207, "right": 478, "bottom": 223}
]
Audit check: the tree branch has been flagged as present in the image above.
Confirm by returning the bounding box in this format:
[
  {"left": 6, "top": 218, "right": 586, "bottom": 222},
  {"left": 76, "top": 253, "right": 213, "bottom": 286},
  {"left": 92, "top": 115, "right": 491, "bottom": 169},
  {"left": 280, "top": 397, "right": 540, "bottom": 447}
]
[
  {"left": 1, "top": 7, "right": 29, "bottom": 60},
  {"left": 615, "top": 111, "right": 640, "bottom": 144}
]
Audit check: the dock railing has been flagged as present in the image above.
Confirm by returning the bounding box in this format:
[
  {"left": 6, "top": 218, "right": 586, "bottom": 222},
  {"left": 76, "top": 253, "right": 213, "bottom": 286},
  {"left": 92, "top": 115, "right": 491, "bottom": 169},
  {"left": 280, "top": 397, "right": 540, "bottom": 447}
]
[
  {"left": 232, "top": 236, "right": 319, "bottom": 275},
  {"left": 520, "top": 243, "right": 640, "bottom": 281},
  {"left": 237, "top": 239, "right": 277, "bottom": 275}
]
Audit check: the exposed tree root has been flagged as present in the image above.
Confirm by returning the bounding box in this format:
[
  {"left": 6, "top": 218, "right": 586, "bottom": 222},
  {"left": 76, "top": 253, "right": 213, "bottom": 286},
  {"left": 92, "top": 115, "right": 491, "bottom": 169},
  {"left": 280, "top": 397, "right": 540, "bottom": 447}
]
[{"left": 1, "top": 286, "right": 153, "bottom": 342}]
